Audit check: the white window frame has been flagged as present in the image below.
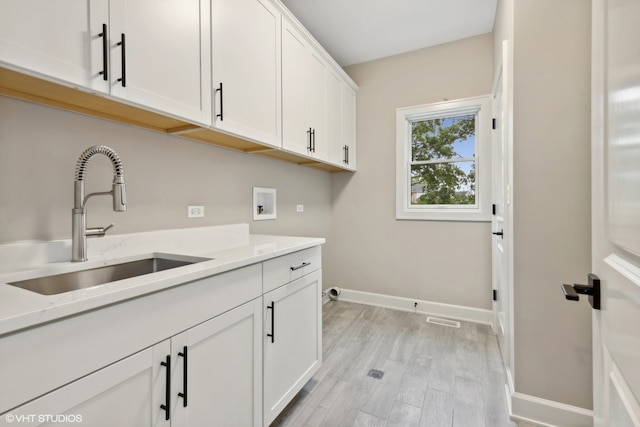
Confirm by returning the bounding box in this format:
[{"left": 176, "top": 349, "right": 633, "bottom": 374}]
[{"left": 395, "top": 95, "right": 492, "bottom": 222}]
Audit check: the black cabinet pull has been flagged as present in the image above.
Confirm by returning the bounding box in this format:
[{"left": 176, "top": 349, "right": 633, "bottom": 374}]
[
  {"left": 216, "top": 82, "right": 224, "bottom": 121},
  {"left": 290, "top": 262, "right": 310, "bottom": 271},
  {"left": 178, "top": 346, "right": 188, "bottom": 407},
  {"left": 311, "top": 129, "right": 316, "bottom": 152},
  {"left": 116, "top": 33, "right": 126, "bottom": 87},
  {"left": 267, "top": 301, "right": 275, "bottom": 343},
  {"left": 160, "top": 355, "right": 171, "bottom": 420},
  {"left": 307, "top": 128, "right": 313, "bottom": 151},
  {"left": 343, "top": 145, "right": 349, "bottom": 164},
  {"left": 99, "top": 24, "right": 108, "bottom": 81},
  {"left": 492, "top": 230, "right": 504, "bottom": 238}
]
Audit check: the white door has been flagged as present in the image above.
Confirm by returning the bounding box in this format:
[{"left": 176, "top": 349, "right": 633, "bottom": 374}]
[
  {"left": 592, "top": 0, "right": 640, "bottom": 425},
  {"left": 492, "top": 40, "right": 513, "bottom": 380}
]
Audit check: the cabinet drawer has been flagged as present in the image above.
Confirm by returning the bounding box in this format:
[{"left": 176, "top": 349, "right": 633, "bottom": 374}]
[{"left": 263, "top": 246, "right": 321, "bottom": 293}]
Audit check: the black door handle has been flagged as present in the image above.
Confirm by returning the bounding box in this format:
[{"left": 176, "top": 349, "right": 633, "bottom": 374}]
[{"left": 561, "top": 273, "right": 600, "bottom": 310}]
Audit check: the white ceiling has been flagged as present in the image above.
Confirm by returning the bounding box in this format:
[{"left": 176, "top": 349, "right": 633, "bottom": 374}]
[{"left": 280, "top": 0, "right": 498, "bottom": 67}]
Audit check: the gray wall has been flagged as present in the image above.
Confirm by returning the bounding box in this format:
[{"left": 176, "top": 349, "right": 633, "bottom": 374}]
[
  {"left": 495, "top": 0, "right": 593, "bottom": 410},
  {"left": 325, "top": 34, "right": 494, "bottom": 310},
  {"left": 0, "top": 96, "right": 332, "bottom": 244}
]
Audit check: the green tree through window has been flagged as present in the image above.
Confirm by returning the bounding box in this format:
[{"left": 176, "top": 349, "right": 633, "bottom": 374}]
[{"left": 410, "top": 114, "right": 476, "bottom": 205}]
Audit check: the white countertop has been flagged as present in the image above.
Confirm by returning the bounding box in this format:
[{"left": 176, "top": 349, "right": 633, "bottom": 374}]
[{"left": 0, "top": 224, "right": 324, "bottom": 336}]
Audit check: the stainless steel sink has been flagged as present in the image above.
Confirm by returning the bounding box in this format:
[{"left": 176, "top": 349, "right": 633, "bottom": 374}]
[{"left": 7, "top": 255, "right": 211, "bottom": 295}]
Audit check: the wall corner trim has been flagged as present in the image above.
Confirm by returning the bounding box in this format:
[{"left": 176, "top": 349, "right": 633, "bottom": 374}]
[{"left": 335, "top": 288, "right": 492, "bottom": 325}]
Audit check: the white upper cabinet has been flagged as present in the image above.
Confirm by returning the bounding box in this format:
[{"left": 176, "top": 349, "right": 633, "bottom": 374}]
[
  {"left": 109, "top": 0, "right": 212, "bottom": 125},
  {"left": 212, "top": 0, "right": 281, "bottom": 148},
  {"left": 0, "top": 0, "right": 356, "bottom": 171},
  {"left": 0, "top": 0, "right": 110, "bottom": 93},
  {"left": 282, "top": 20, "right": 329, "bottom": 159},
  {"left": 328, "top": 69, "right": 357, "bottom": 170},
  {"left": 0, "top": 0, "right": 211, "bottom": 126},
  {"left": 281, "top": 20, "right": 309, "bottom": 156}
]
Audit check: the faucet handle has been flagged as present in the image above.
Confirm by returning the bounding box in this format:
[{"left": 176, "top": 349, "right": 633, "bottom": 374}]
[{"left": 103, "top": 223, "right": 115, "bottom": 233}]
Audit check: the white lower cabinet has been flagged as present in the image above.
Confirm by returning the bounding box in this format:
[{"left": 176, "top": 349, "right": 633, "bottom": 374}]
[
  {"left": 4, "top": 345, "right": 163, "bottom": 427},
  {"left": 169, "top": 298, "right": 263, "bottom": 427},
  {"left": 0, "top": 247, "right": 322, "bottom": 427},
  {"left": 3, "top": 299, "right": 263, "bottom": 427},
  {"left": 263, "top": 269, "right": 322, "bottom": 426}
]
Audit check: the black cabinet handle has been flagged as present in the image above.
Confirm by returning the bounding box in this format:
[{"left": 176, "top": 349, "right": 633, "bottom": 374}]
[
  {"left": 99, "top": 24, "right": 108, "bottom": 81},
  {"left": 343, "top": 145, "right": 349, "bottom": 164},
  {"left": 160, "top": 355, "right": 171, "bottom": 420},
  {"left": 290, "top": 262, "right": 310, "bottom": 271},
  {"left": 216, "top": 82, "right": 224, "bottom": 121},
  {"left": 178, "top": 346, "right": 188, "bottom": 407},
  {"left": 492, "top": 230, "right": 504, "bottom": 238},
  {"left": 311, "top": 129, "right": 316, "bottom": 152},
  {"left": 116, "top": 33, "right": 126, "bottom": 87},
  {"left": 307, "top": 128, "right": 313, "bottom": 151},
  {"left": 267, "top": 301, "right": 275, "bottom": 343}
]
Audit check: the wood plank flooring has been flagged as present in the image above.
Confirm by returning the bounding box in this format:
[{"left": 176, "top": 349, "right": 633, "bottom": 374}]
[{"left": 271, "top": 301, "right": 517, "bottom": 427}]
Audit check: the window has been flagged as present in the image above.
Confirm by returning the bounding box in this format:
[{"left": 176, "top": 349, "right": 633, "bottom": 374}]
[{"left": 396, "top": 95, "right": 491, "bottom": 221}]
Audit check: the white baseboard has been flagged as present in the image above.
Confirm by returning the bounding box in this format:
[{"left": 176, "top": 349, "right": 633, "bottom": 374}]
[
  {"left": 334, "top": 288, "right": 493, "bottom": 325},
  {"left": 509, "top": 392, "right": 593, "bottom": 427},
  {"left": 504, "top": 366, "right": 593, "bottom": 427}
]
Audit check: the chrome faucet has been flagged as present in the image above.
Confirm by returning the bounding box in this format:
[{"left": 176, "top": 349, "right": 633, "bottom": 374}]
[{"left": 71, "top": 145, "right": 127, "bottom": 262}]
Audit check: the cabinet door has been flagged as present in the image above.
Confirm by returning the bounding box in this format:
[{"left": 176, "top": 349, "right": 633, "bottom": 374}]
[
  {"left": 327, "top": 73, "right": 357, "bottom": 170},
  {"left": 282, "top": 21, "right": 329, "bottom": 161},
  {"left": 263, "top": 270, "right": 322, "bottom": 425},
  {"left": 281, "top": 20, "right": 309, "bottom": 156},
  {"left": 306, "top": 50, "right": 328, "bottom": 159},
  {"left": 3, "top": 343, "right": 169, "bottom": 427},
  {"left": 109, "top": 0, "right": 211, "bottom": 125},
  {"left": 0, "top": 0, "right": 109, "bottom": 93},
  {"left": 171, "top": 298, "right": 262, "bottom": 427},
  {"left": 341, "top": 84, "right": 357, "bottom": 170},
  {"left": 327, "top": 69, "right": 344, "bottom": 166},
  {"left": 212, "top": 0, "right": 280, "bottom": 148}
]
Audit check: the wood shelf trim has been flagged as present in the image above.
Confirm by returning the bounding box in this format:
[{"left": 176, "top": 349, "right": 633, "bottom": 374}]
[{"left": 1, "top": 67, "right": 352, "bottom": 173}]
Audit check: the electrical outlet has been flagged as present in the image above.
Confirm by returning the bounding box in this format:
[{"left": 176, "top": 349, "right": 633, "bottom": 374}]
[
  {"left": 296, "top": 204, "right": 304, "bottom": 213},
  {"left": 188, "top": 206, "right": 205, "bottom": 218}
]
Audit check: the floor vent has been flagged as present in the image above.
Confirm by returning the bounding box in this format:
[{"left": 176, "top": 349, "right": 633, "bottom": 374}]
[
  {"left": 367, "top": 369, "right": 384, "bottom": 379},
  {"left": 426, "top": 317, "right": 461, "bottom": 328}
]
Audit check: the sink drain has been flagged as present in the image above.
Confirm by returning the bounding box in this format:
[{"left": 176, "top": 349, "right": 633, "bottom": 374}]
[{"left": 367, "top": 369, "right": 384, "bottom": 379}]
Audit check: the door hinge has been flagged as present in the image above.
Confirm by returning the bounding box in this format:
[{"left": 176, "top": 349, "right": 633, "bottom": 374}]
[
  {"left": 492, "top": 118, "right": 496, "bottom": 130},
  {"left": 493, "top": 289, "right": 498, "bottom": 301}
]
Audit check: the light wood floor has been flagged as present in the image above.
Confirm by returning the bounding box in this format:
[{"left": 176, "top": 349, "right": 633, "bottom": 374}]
[{"left": 272, "top": 301, "right": 517, "bottom": 427}]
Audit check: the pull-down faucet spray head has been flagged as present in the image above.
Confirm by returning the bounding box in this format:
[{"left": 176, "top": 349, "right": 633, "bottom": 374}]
[
  {"left": 112, "top": 176, "right": 127, "bottom": 212},
  {"left": 72, "top": 145, "right": 127, "bottom": 262}
]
